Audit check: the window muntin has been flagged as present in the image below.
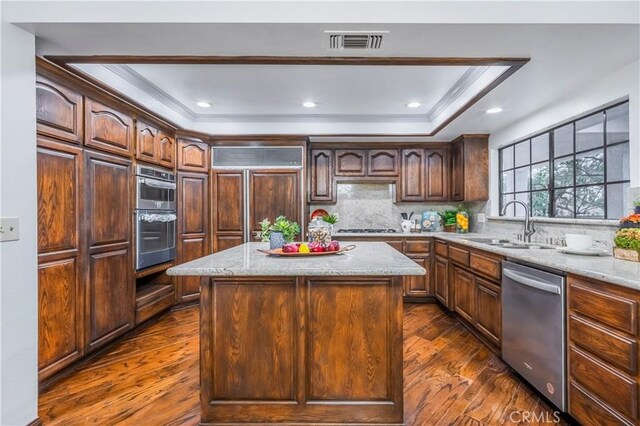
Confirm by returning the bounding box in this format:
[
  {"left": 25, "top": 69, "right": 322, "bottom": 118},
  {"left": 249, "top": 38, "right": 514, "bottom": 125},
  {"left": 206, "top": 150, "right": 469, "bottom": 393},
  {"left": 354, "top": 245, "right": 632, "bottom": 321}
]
[{"left": 499, "top": 101, "right": 630, "bottom": 220}]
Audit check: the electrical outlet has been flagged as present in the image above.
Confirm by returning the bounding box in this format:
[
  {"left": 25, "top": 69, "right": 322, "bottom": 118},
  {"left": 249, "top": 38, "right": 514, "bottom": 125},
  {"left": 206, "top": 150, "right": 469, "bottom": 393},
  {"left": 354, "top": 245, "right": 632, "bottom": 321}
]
[
  {"left": 477, "top": 213, "right": 486, "bottom": 223},
  {"left": 0, "top": 217, "right": 20, "bottom": 242}
]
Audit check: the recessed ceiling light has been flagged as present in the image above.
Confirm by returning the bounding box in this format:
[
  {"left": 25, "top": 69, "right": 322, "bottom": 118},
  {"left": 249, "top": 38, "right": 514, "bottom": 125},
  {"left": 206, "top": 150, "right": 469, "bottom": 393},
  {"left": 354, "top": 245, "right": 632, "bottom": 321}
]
[
  {"left": 303, "top": 101, "right": 316, "bottom": 108},
  {"left": 486, "top": 107, "right": 503, "bottom": 114},
  {"left": 196, "top": 101, "right": 212, "bottom": 108},
  {"left": 406, "top": 102, "right": 421, "bottom": 108}
]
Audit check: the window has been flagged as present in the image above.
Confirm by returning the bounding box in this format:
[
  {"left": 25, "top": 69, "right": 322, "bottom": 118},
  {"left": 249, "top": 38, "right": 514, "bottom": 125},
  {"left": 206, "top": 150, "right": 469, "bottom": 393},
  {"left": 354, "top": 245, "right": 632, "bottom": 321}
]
[{"left": 499, "top": 101, "right": 630, "bottom": 219}]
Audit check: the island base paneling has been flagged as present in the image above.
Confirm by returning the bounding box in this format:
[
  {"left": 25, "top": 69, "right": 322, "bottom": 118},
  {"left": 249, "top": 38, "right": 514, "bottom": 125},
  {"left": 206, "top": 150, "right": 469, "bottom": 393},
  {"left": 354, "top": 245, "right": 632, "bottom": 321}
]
[{"left": 199, "top": 275, "right": 403, "bottom": 425}]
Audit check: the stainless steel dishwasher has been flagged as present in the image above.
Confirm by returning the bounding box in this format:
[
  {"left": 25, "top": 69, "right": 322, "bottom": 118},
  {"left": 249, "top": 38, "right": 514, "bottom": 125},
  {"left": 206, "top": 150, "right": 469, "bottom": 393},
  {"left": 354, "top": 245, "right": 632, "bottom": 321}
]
[{"left": 502, "top": 261, "right": 566, "bottom": 412}]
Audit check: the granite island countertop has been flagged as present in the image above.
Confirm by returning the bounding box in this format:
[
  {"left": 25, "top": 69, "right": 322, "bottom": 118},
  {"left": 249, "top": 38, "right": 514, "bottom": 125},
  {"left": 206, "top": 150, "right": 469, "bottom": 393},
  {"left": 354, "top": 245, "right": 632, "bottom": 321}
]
[
  {"left": 167, "top": 241, "right": 426, "bottom": 277},
  {"left": 335, "top": 232, "right": 640, "bottom": 290}
]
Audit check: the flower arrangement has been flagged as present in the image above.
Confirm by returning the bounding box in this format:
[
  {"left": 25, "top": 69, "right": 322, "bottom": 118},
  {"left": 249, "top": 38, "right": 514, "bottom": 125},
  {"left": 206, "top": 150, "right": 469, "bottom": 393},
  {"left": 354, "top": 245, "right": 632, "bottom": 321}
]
[
  {"left": 619, "top": 213, "right": 640, "bottom": 229},
  {"left": 614, "top": 229, "right": 640, "bottom": 253},
  {"left": 260, "top": 216, "right": 301, "bottom": 243},
  {"left": 438, "top": 210, "right": 458, "bottom": 232}
]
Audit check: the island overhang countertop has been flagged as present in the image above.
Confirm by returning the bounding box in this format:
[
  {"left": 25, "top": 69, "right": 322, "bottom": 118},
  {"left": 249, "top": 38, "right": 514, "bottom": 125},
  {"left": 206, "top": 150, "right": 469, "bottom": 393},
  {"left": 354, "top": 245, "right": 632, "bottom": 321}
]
[{"left": 166, "top": 241, "right": 426, "bottom": 277}]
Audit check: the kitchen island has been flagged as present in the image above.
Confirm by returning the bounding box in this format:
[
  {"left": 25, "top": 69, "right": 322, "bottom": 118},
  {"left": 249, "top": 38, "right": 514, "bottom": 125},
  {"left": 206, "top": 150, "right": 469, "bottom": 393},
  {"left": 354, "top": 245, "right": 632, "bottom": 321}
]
[{"left": 167, "top": 242, "right": 425, "bottom": 425}]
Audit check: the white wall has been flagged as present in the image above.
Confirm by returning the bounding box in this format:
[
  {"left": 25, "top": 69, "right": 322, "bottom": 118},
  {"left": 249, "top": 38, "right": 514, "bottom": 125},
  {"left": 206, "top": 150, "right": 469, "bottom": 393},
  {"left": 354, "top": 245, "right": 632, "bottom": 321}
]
[
  {"left": 488, "top": 59, "right": 640, "bottom": 216},
  {"left": 0, "top": 14, "right": 38, "bottom": 426}
]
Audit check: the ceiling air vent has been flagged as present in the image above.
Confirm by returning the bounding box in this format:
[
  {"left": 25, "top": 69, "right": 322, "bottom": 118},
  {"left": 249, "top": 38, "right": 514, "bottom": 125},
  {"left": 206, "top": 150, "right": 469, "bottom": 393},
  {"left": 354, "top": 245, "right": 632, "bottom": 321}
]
[{"left": 327, "top": 31, "right": 387, "bottom": 50}]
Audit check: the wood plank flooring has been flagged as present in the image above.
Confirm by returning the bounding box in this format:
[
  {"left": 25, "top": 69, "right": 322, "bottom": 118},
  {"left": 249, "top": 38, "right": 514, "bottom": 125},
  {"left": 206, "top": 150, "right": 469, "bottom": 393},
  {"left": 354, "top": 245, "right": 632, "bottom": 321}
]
[{"left": 39, "top": 303, "right": 565, "bottom": 425}]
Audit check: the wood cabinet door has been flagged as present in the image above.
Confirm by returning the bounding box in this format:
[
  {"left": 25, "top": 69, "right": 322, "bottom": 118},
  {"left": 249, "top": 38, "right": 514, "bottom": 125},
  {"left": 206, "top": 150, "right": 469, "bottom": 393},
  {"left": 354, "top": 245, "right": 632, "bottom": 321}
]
[
  {"left": 135, "top": 121, "right": 158, "bottom": 164},
  {"left": 177, "top": 172, "right": 210, "bottom": 302},
  {"left": 425, "top": 148, "right": 449, "bottom": 201},
  {"left": 368, "top": 149, "right": 399, "bottom": 176},
  {"left": 404, "top": 256, "right": 431, "bottom": 297},
  {"left": 212, "top": 170, "right": 244, "bottom": 252},
  {"left": 84, "top": 98, "right": 134, "bottom": 157},
  {"left": 450, "top": 141, "right": 464, "bottom": 201},
  {"left": 475, "top": 278, "right": 501, "bottom": 347},
  {"left": 434, "top": 256, "right": 450, "bottom": 309},
  {"left": 36, "top": 75, "right": 83, "bottom": 144},
  {"left": 158, "top": 130, "right": 176, "bottom": 169},
  {"left": 335, "top": 149, "right": 366, "bottom": 176},
  {"left": 84, "top": 150, "right": 134, "bottom": 351},
  {"left": 453, "top": 266, "right": 475, "bottom": 323},
  {"left": 399, "top": 149, "right": 425, "bottom": 202},
  {"left": 37, "top": 138, "right": 84, "bottom": 380},
  {"left": 309, "top": 149, "right": 334, "bottom": 203},
  {"left": 248, "top": 170, "right": 301, "bottom": 242},
  {"left": 177, "top": 139, "right": 209, "bottom": 172}
]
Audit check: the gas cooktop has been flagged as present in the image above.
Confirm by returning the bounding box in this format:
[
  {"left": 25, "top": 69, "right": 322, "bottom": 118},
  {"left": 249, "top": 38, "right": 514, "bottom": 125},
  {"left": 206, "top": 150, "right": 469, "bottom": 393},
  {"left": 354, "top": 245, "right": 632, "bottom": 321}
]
[{"left": 336, "top": 228, "right": 398, "bottom": 233}]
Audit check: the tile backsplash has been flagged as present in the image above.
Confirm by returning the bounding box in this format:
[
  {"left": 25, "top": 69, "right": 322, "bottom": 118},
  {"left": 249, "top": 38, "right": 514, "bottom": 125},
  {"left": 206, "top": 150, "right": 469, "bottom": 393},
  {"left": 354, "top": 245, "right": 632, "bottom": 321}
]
[{"left": 309, "top": 183, "right": 480, "bottom": 231}]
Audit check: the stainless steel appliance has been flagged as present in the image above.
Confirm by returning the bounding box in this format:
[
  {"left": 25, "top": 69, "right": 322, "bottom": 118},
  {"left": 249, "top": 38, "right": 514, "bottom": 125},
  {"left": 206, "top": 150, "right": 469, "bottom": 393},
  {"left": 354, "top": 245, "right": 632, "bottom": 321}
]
[
  {"left": 134, "top": 165, "right": 177, "bottom": 270},
  {"left": 136, "top": 165, "right": 176, "bottom": 211},
  {"left": 502, "top": 261, "right": 566, "bottom": 411}
]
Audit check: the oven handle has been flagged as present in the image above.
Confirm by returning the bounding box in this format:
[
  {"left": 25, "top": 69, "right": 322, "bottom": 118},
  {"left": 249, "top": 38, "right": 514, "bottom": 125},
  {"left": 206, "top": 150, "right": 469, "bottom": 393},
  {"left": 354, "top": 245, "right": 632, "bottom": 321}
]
[
  {"left": 503, "top": 269, "right": 560, "bottom": 294},
  {"left": 139, "top": 213, "right": 177, "bottom": 223},
  {"left": 140, "top": 178, "right": 177, "bottom": 190}
]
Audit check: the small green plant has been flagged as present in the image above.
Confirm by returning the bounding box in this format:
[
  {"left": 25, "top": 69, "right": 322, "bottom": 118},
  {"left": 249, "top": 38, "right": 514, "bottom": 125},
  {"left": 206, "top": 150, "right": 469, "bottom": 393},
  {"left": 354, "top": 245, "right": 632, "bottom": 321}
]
[
  {"left": 321, "top": 213, "right": 339, "bottom": 225},
  {"left": 614, "top": 228, "right": 640, "bottom": 253},
  {"left": 260, "top": 216, "right": 301, "bottom": 243},
  {"left": 438, "top": 210, "right": 458, "bottom": 227},
  {"left": 633, "top": 197, "right": 640, "bottom": 207}
]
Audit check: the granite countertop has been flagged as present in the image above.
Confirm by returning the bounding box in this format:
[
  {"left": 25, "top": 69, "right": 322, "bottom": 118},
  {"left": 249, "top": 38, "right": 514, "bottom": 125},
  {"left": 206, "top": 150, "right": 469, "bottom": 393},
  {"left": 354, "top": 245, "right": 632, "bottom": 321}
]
[
  {"left": 167, "top": 241, "right": 426, "bottom": 277},
  {"left": 335, "top": 232, "right": 640, "bottom": 290}
]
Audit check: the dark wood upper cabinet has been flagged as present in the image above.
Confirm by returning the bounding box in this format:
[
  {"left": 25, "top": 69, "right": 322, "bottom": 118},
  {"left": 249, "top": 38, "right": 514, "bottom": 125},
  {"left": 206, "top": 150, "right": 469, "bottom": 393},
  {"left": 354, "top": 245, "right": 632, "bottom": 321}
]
[
  {"left": 249, "top": 170, "right": 301, "bottom": 241},
  {"left": 157, "top": 130, "right": 176, "bottom": 169},
  {"left": 335, "top": 149, "right": 366, "bottom": 176},
  {"left": 135, "top": 121, "right": 158, "bottom": 164},
  {"left": 309, "top": 149, "right": 334, "bottom": 203},
  {"left": 36, "top": 76, "right": 83, "bottom": 144},
  {"left": 368, "top": 149, "right": 399, "bottom": 176},
  {"left": 84, "top": 98, "right": 134, "bottom": 157},
  {"left": 177, "top": 138, "right": 209, "bottom": 172},
  {"left": 450, "top": 135, "right": 489, "bottom": 202},
  {"left": 84, "top": 150, "right": 134, "bottom": 351},
  {"left": 399, "top": 149, "right": 426, "bottom": 202},
  {"left": 425, "top": 148, "right": 449, "bottom": 201}
]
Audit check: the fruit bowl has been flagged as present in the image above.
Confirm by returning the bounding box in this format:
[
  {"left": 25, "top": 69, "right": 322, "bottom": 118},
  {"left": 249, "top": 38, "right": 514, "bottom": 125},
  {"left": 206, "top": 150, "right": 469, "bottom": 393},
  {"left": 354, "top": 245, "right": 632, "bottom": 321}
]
[{"left": 258, "top": 242, "right": 355, "bottom": 257}]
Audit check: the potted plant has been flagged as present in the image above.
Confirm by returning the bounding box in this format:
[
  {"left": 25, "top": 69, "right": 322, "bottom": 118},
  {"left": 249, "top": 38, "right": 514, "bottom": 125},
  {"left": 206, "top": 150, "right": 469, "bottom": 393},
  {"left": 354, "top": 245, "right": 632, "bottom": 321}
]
[
  {"left": 260, "top": 216, "right": 301, "bottom": 249},
  {"left": 634, "top": 197, "right": 640, "bottom": 214},
  {"left": 619, "top": 213, "right": 640, "bottom": 229},
  {"left": 613, "top": 228, "right": 640, "bottom": 262},
  {"left": 439, "top": 210, "right": 458, "bottom": 233}
]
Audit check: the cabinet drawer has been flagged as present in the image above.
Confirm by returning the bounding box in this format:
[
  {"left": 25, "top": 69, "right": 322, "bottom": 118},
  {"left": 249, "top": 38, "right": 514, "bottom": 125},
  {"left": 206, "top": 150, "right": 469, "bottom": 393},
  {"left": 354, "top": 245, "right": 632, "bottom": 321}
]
[
  {"left": 569, "top": 279, "right": 637, "bottom": 335},
  {"left": 135, "top": 290, "right": 174, "bottom": 325},
  {"left": 448, "top": 245, "right": 470, "bottom": 266},
  {"left": 435, "top": 240, "right": 448, "bottom": 257},
  {"left": 570, "top": 315, "right": 637, "bottom": 375},
  {"left": 469, "top": 252, "right": 502, "bottom": 281},
  {"left": 569, "top": 346, "right": 638, "bottom": 420},
  {"left": 404, "top": 240, "right": 430, "bottom": 255},
  {"left": 570, "top": 380, "right": 635, "bottom": 426}
]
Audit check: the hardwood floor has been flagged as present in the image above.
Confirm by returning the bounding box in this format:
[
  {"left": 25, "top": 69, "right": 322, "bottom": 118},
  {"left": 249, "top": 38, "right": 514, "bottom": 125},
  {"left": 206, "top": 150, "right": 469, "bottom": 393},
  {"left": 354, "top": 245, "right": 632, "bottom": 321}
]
[{"left": 39, "top": 303, "right": 565, "bottom": 425}]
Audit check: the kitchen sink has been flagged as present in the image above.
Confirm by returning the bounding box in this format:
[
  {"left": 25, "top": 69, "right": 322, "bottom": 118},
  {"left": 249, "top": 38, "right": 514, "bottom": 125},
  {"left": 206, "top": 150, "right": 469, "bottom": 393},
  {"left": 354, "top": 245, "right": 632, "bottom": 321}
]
[
  {"left": 465, "top": 238, "right": 511, "bottom": 244},
  {"left": 493, "top": 243, "right": 555, "bottom": 250}
]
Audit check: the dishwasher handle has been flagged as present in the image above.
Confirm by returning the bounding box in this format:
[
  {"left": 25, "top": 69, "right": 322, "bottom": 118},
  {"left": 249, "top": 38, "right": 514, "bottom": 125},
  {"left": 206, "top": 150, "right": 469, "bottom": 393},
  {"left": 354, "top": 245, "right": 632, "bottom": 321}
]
[{"left": 503, "top": 269, "right": 561, "bottom": 294}]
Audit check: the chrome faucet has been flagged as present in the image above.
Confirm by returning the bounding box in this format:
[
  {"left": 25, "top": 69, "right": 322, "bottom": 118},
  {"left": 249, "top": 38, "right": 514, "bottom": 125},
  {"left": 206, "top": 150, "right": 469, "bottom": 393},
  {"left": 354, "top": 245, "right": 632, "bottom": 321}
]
[{"left": 502, "top": 200, "right": 536, "bottom": 243}]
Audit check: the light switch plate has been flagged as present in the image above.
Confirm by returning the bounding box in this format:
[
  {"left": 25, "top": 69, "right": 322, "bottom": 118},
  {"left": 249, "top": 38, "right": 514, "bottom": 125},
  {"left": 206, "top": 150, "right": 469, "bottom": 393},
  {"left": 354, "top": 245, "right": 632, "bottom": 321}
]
[{"left": 0, "top": 217, "right": 20, "bottom": 242}]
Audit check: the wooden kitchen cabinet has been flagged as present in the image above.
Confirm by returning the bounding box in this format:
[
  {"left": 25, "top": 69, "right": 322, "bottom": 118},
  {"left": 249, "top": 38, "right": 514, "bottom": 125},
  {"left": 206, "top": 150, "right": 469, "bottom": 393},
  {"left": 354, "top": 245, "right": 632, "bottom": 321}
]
[
  {"left": 36, "top": 75, "right": 83, "bottom": 144},
  {"left": 450, "top": 135, "right": 489, "bottom": 202},
  {"left": 249, "top": 170, "right": 301, "bottom": 241},
  {"left": 434, "top": 255, "right": 450, "bottom": 309},
  {"left": 404, "top": 256, "right": 431, "bottom": 297},
  {"left": 212, "top": 170, "right": 244, "bottom": 252},
  {"left": 308, "top": 149, "right": 334, "bottom": 203},
  {"left": 425, "top": 148, "right": 449, "bottom": 201},
  {"left": 474, "top": 278, "right": 501, "bottom": 347},
  {"left": 177, "top": 138, "right": 209, "bottom": 172},
  {"left": 37, "top": 137, "right": 85, "bottom": 381},
  {"left": 135, "top": 121, "right": 158, "bottom": 164},
  {"left": 84, "top": 98, "right": 134, "bottom": 157},
  {"left": 177, "top": 171, "right": 210, "bottom": 303},
  {"left": 157, "top": 130, "right": 176, "bottom": 169},
  {"left": 399, "top": 148, "right": 425, "bottom": 202},
  {"left": 84, "top": 150, "right": 135, "bottom": 351},
  {"left": 567, "top": 274, "right": 640, "bottom": 425},
  {"left": 335, "top": 149, "right": 366, "bottom": 176},
  {"left": 453, "top": 266, "right": 475, "bottom": 323},
  {"left": 367, "top": 149, "right": 399, "bottom": 176}
]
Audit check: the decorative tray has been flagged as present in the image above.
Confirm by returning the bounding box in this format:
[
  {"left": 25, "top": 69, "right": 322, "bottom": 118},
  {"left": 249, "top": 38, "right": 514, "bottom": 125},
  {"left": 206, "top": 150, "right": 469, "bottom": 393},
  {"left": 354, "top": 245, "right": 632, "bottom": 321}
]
[{"left": 258, "top": 244, "right": 356, "bottom": 257}]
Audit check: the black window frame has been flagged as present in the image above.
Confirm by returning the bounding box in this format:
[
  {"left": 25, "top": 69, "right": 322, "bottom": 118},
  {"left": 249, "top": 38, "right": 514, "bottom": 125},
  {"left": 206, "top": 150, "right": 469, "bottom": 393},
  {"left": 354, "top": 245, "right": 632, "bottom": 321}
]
[{"left": 498, "top": 100, "right": 630, "bottom": 220}]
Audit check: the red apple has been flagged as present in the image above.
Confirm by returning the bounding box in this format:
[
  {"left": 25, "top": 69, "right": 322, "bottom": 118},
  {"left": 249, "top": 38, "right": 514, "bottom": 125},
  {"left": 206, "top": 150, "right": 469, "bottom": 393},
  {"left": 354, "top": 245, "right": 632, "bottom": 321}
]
[
  {"left": 282, "top": 243, "right": 299, "bottom": 253},
  {"left": 327, "top": 241, "right": 340, "bottom": 252}
]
